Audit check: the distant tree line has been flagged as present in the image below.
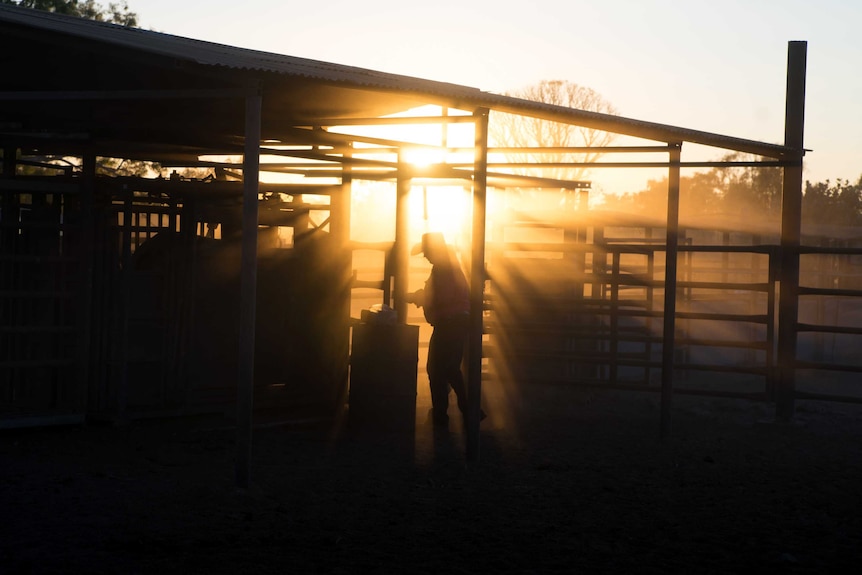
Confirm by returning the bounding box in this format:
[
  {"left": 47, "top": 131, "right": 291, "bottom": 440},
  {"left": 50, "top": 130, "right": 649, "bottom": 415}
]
[
  {"left": 602, "top": 153, "right": 862, "bottom": 228},
  {"left": 801, "top": 177, "right": 862, "bottom": 227}
]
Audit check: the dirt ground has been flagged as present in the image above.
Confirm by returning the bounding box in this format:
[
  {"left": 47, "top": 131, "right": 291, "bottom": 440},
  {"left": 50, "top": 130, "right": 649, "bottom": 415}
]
[{"left": 3, "top": 382, "right": 862, "bottom": 575}]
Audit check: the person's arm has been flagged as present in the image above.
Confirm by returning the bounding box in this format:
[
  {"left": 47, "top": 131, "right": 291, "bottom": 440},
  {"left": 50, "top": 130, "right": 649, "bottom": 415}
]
[{"left": 405, "top": 288, "right": 425, "bottom": 307}]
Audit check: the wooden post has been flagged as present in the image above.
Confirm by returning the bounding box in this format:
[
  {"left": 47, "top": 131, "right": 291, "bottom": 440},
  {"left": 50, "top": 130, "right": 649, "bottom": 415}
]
[
  {"left": 660, "top": 144, "right": 682, "bottom": 441},
  {"left": 466, "top": 108, "right": 489, "bottom": 462},
  {"left": 776, "top": 41, "right": 807, "bottom": 421},
  {"left": 236, "top": 88, "right": 261, "bottom": 489}
]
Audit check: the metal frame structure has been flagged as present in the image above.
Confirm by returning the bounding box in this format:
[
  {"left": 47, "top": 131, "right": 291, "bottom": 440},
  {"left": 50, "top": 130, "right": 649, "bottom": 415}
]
[{"left": 4, "top": 5, "right": 841, "bottom": 480}]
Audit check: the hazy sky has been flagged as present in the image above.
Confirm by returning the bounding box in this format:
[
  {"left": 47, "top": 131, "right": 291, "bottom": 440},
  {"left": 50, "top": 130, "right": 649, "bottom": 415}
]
[{"left": 132, "top": 0, "right": 859, "bottom": 194}]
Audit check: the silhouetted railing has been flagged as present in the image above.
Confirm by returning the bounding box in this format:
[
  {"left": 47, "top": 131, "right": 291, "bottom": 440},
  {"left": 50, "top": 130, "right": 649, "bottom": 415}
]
[{"left": 484, "top": 218, "right": 862, "bottom": 405}]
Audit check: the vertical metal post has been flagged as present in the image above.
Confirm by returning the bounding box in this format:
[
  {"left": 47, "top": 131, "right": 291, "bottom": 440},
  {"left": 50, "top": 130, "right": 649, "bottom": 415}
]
[
  {"left": 1, "top": 147, "right": 14, "bottom": 394},
  {"left": 236, "top": 88, "right": 261, "bottom": 489},
  {"left": 466, "top": 108, "right": 489, "bottom": 462},
  {"left": 119, "top": 190, "right": 132, "bottom": 423},
  {"left": 660, "top": 144, "right": 682, "bottom": 441},
  {"left": 394, "top": 159, "right": 411, "bottom": 323},
  {"left": 767, "top": 246, "right": 779, "bottom": 398},
  {"left": 776, "top": 41, "right": 807, "bottom": 421},
  {"left": 333, "top": 143, "right": 353, "bottom": 406},
  {"left": 609, "top": 252, "right": 620, "bottom": 383},
  {"left": 178, "top": 195, "right": 196, "bottom": 400},
  {"left": 1, "top": 146, "right": 13, "bottom": 176},
  {"left": 333, "top": 143, "right": 352, "bottom": 248},
  {"left": 79, "top": 151, "right": 96, "bottom": 417},
  {"left": 645, "top": 228, "right": 655, "bottom": 385}
]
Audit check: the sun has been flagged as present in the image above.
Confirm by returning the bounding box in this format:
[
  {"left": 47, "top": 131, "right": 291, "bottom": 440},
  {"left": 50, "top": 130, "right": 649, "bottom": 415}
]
[
  {"left": 339, "top": 105, "right": 479, "bottom": 242},
  {"left": 400, "top": 147, "right": 445, "bottom": 168},
  {"left": 408, "top": 183, "right": 473, "bottom": 249}
]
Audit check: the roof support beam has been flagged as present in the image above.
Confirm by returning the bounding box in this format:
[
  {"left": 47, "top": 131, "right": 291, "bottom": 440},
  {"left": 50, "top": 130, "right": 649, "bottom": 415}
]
[
  {"left": 479, "top": 97, "right": 794, "bottom": 159},
  {"left": 307, "top": 115, "right": 476, "bottom": 127},
  {"left": 0, "top": 88, "right": 248, "bottom": 101}
]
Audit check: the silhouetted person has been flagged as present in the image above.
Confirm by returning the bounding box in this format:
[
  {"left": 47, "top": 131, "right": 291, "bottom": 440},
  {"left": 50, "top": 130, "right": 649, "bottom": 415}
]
[{"left": 407, "top": 232, "right": 475, "bottom": 427}]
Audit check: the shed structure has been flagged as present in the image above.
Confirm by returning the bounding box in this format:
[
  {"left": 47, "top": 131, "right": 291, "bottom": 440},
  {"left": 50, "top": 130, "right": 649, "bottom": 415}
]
[{"left": 3, "top": 3, "right": 836, "bottom": 460}]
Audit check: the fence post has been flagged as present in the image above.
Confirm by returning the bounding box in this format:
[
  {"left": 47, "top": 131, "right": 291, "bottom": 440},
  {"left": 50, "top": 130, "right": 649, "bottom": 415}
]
[
  {"left": 660, "top": 144, "right": 682, "bottom": 441},
  {"left": 776, "top": 41, "right": 807, "bottom": 421}
]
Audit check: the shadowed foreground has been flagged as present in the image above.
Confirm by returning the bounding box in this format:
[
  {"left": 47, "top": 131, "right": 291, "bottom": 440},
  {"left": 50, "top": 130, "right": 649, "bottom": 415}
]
[{"left": 3, "top": 386, "right": 862, "bottom": 574}]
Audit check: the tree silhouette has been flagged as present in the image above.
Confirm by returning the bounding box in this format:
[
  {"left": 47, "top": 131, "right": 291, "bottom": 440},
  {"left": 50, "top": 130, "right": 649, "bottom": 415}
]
[
  {"left": 803, "top": 177, "right": 862, "bottom": 227},
  {"left": 0, "top": 0, "right": 138, "bottom": 26},
  {"left": 490, "top": 80, "right": 618, "bottom": 182}
]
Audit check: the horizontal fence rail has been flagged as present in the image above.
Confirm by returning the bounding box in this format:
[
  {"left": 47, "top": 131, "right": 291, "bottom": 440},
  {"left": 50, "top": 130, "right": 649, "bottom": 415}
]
[{"left": 484, "top": 222, "right": 783, "bottom": 402}]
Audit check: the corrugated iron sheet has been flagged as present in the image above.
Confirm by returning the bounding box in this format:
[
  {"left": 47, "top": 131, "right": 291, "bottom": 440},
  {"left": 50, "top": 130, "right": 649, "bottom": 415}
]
[
  {"left": 0, "top": 3, "right": 484, "bottom": 97},
  {"left": 0, "top": 3, "right": 797, "bottom": 158}
]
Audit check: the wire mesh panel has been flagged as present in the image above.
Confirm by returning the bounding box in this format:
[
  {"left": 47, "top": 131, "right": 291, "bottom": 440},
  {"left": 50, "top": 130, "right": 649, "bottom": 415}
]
[
  {"left": 86, "top": 187, "right": 187, "bottom": 419},
  {"left": 82, "top": 183, "right": 352, "bottom": 421},
  {"left": 0, "top": 178, "right": 87, "bottom": 427}
]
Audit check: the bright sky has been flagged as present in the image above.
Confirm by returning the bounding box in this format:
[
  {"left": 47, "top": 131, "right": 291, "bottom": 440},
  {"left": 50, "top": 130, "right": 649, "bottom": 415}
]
[{"left": 133, "top": 0, "right": 860, "bottom": 195}]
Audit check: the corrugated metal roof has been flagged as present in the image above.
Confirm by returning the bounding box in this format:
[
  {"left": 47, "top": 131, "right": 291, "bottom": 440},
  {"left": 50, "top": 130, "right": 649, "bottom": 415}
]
[
  {"left": 0, "top": 3, "right": 798, "bottom": 158},
  {"left": 0, "top": 3, "right": 484, "bottom": 98}
]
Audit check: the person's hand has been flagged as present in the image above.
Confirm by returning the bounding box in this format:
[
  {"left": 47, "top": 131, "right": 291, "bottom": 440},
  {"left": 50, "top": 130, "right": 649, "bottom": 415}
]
[{"left": 406, "top": 289, "right": 425, "bottom": 307}]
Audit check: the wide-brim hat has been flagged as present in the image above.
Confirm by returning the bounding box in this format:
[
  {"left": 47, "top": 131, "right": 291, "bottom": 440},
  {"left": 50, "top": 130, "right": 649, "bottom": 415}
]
[{"left": 411, "top": 231, "right": 446, "bottom": 256}]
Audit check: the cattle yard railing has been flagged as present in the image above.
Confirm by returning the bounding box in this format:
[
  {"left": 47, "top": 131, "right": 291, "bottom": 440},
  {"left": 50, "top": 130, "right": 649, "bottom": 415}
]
[{"left": 484, "top": 221, "right": 862, "bottom": 408}]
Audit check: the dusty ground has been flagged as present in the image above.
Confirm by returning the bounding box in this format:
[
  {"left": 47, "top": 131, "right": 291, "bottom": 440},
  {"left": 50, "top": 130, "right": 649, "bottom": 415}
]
[{"left": 3, "top": 383, "right": 862, "bottom": 574}]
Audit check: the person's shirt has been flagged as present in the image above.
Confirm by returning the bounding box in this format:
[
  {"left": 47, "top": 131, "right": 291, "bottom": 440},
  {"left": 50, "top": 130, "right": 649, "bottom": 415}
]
[{"left": 423, "top": 253, "right": 469, "bottom": 325}]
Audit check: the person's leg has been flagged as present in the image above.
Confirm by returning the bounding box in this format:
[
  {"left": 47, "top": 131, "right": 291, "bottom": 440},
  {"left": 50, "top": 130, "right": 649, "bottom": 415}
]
[
  {"left": 439, "top": 315, "right": 486, "bottom": 421},
  {"left": 426, "top": 327, "right": 450, "bottom": 424},
  {"left": 448, "top": 342, "right": 468, "bottom": 415},
  {"left": 434, "top": 317, "right": 469, "bottom": 415}
]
